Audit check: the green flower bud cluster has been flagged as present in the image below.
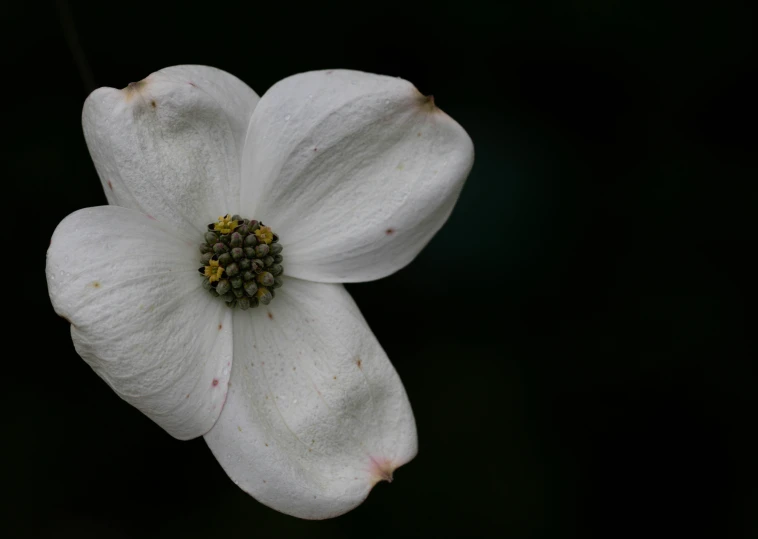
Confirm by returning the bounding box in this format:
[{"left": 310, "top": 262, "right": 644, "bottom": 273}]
[{"left": 198, "top": 215, "right": 283, "bottom": 310}]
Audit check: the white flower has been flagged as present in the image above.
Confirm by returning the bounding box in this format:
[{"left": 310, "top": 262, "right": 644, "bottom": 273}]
[{"left": 46, "top": 65, "right": 474, "bottom": 519}]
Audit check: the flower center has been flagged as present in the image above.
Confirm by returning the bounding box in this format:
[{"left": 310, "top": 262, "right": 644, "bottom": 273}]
[{"left": 198, "top": 215, "right": 283, "bottom": 310}]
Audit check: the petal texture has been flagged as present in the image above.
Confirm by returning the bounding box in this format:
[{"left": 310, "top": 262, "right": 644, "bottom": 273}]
[
  {"left": 204, "top": 278, "right": 417, "bottom": 519},
  {"left": 46, "top": 206, "right": 233, "bottom": 440},
  {"left": 83, "top": 65, "right": 259, "bottom": 238},
  {"left": 240, "top": 69, "right": 474, "bottom": 283}
]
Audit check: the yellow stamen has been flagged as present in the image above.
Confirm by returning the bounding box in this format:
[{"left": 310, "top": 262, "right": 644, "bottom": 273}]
[
  {"left": 213, "top": 214, "right": 239, "bottom": 234},
  {"left": 204, "top": 259, "right": 225, "bottom": 283},
  {"left": 255, "top": 226, "right": 274, "bottom": 244}
]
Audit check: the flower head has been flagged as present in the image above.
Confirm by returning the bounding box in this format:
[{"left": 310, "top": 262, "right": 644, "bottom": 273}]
[
  {"left": 212, "top": 214, "right": 239, "bottom": 234},
  {"left": 203, "top": 258, "right": 224, "bottom": 283},
  {"left": 46, "top": 66, "right": 473, "bottom": 519},
  {"left": 254, "top": 225, "right": 274, "bottom": 245}
]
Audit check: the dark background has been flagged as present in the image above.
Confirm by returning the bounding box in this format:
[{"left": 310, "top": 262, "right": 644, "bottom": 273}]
[{"left": 4, "top": 1, "right": 756, "bottom": 537}]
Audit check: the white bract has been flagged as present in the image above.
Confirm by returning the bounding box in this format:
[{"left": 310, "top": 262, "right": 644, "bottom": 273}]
[{"left": 46, "top": 66, "right": 474, "bottom": 519}]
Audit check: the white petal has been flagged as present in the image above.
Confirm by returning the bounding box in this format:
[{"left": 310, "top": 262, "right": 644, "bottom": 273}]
[
  {"left": 240, "top": 69, "right": 474, "bottom": 282},
  {"left": 83, "top": 65, "right": 259, "bottom": 237},
  {"left": 204, "top": 278, "right": 417, "bottom": 519},
  {"left": 46, "top": 206, "right": 233, "bottom": 440}
]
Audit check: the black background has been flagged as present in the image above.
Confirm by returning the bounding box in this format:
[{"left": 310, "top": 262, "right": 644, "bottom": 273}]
[{"left": 5, "top": 1, "right": 756, "bottom": 537}]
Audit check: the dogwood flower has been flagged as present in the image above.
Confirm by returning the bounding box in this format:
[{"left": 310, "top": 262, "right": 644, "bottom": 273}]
[{"left": 46, "top": 65, "right": 474, "bottom": 519}]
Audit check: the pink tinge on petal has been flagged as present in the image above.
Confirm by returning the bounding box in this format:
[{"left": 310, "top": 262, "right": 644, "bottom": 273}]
[{"left": 368, "top": 456, "right": 397, "bottom": 485}]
